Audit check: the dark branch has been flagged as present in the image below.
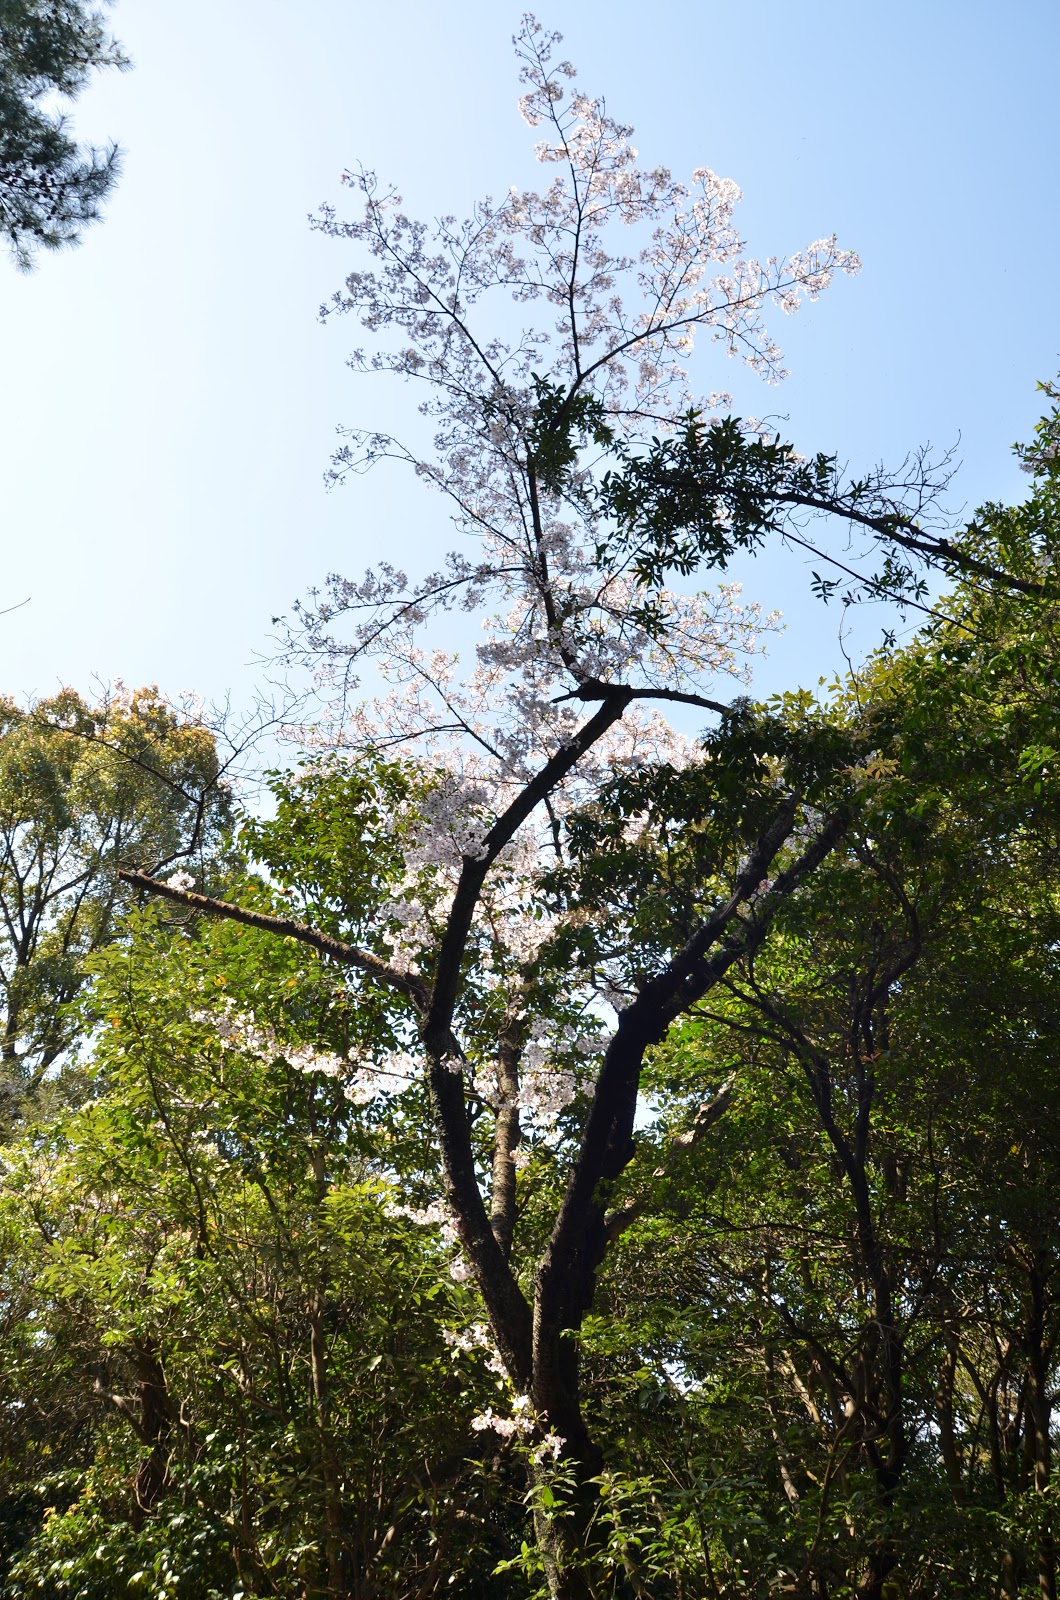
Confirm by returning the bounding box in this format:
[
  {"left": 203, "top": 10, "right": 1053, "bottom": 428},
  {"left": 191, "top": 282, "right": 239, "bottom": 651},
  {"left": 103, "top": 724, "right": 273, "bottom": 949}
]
[{"left": 116, "top": 869, "right": 429, "bottom": 1011}]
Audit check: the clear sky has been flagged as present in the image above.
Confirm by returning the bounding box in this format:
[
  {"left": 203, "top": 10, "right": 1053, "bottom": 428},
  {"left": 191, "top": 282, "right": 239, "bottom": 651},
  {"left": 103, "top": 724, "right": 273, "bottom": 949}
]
[{"left": 2, "top": 0, "right": 1058, "bottom": 712}]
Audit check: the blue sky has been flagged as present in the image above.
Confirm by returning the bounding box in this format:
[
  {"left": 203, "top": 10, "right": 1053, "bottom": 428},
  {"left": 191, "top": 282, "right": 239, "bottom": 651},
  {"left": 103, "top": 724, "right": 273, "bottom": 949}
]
[{"left": 1, "top": 0, "right": 1057, "bottom": 710}]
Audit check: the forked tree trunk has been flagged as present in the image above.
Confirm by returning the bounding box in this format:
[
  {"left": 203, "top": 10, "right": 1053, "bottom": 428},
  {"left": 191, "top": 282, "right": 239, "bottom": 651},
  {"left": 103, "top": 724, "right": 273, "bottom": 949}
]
[
  {"left": 121, "top": 774, "right": 844, "bottom": 1600},
  {"left": 128, "top": 1337, "right": 175, "bottom": 1524}
]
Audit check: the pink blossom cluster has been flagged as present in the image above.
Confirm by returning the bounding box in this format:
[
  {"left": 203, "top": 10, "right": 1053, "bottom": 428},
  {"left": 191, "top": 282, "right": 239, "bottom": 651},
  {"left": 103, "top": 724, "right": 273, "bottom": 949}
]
[
  {"left": 190, "top": 1005, "right": 418, "bottom": 1105},
  {"left": 471, "top": 1395, "right": 535, "bottom": 1438},
  {"left": 443, "top": 1322, "right": 506, "bottom": 1376},
  {"left": 292, "top": 11, "right": 852, "bottom": 832}
]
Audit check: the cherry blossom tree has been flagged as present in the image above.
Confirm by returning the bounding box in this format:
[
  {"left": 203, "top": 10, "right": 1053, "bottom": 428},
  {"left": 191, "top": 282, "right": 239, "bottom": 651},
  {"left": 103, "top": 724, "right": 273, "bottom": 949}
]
[{"left": 115, "top": 17, "right": 1036, "bottom": 1594}]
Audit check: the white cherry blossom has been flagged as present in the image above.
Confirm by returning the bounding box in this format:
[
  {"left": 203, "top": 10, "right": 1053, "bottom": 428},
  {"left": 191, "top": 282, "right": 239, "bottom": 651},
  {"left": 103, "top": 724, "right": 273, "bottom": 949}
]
[{"left": 288, "top": 13, "right": 850, "bottom": 840}]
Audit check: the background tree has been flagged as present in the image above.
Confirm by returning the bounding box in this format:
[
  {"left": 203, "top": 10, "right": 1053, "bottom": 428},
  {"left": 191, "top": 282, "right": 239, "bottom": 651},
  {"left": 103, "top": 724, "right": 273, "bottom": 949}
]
[
  {"left": 576, "top": 463, "right": 1060, "bottom": 1598},
  {"left": 0, "top": 684, "right": 231, "bottom": 1126},
  {"left": 0, "top": 897, "right": 526, "bottom": 1600},
  {"left": 0, "top": 0, "right": 125, "bottom": 269}
]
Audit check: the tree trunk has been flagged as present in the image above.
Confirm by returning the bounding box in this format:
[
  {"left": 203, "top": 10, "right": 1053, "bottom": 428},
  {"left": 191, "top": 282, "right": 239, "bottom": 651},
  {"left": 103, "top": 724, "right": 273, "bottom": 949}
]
[
  {"left": 309, "top": 1289, "right": 348, "bottom": 1600},
  {"left": 936, "top": 1326, "right": 965, "bottom": 1504},
  {"left": 856, "top": 1547, "right": 899, "bottom": 1600},
  {"left": 1000, "top": 1547, "right": 1022, "bottom": 1599},
  {"left": 533, "top": 1487, "right": 598, "bottom": 1600},
  {"left": 1026, "top": 1258, "right": 1056, "bottom": 1600},
  {"left": 128, "top": 1337, "right": 175, "bottom": 1523}
]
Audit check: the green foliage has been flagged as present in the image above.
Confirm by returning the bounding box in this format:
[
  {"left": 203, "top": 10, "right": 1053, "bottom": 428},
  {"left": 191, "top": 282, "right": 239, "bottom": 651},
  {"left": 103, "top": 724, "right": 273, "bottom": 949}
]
[
  {"left": 240, "top": 756, "right": 419, "bottom": 939},
  {"left": 0, "top": 688, "right": 232, "bottom": 1125},
  {"left": 0, "top": 0, "right": 126, "bottom": 268},
  {"left": 526, "top": 375, "right": 615, "bottom": 496},
  {"left": 0, "top": 906, "right": 521, "bottom": 1595},
  {"left": 541, "top": 696, "right": 860, "bottom": 988},
  {"left": 595, "top": 413, "right": 813, "bottom": 585},
  {"left": 572, "top": 537, "right": 1060, "bottom": 1593}
]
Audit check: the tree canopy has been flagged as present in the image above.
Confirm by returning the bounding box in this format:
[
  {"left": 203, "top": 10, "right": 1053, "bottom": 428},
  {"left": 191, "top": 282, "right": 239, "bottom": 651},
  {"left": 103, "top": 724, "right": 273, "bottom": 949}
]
[{"left": 0, "top": 0, "right": 125, "bottom": 268}]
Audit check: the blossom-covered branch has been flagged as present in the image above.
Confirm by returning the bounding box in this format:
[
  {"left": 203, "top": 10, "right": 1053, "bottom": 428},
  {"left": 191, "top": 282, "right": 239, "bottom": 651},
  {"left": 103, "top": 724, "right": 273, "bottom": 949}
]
[{"left": 117, "top": 868, "right": 430, "bottom": 1012}]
